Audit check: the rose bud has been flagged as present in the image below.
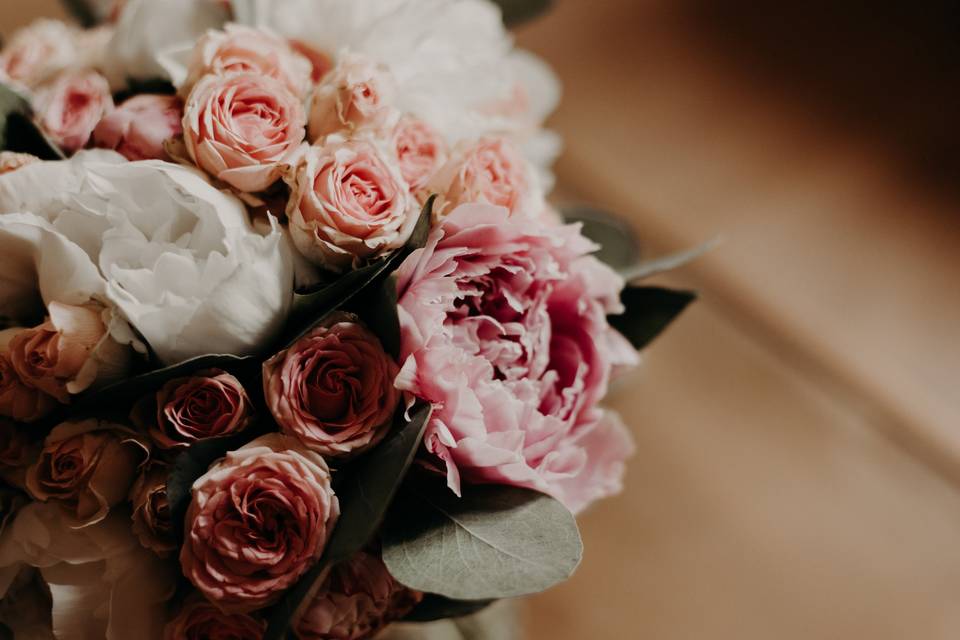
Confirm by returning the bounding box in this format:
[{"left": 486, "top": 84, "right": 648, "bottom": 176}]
[
  {"left": 393, "top": 116, "right": 446, "bottom": 193},
  {"left": 430, "top": 136, "right": 541, "bottom": 218},
  {"left": 182, "top": 24, "right": 313, "bottom": 98},
  {"left": 130, "top": 460, "right": 176, "bottom": 557},
  {"left": 286, "top": 137, "right": 415, "bottom": 271},
  {"left": 183, "top": 72, "right": 306, "bottom": 193},
  {"left": 180, "top": 434, "right": 339, "bottom": 613},
  {"left": 36, "top": 70, "right": 114, "bottom": 154},
  {"left": 163, "top": 596, "right": 265, "bottom": 640},
  {"left": 131, "top": 369, "right": 253, "bottom": 450},
  {"left": 263, "top": 313, "right": 400, "bottom": 458},
  {"left": 308, "top": 53, "right": 399, "bottom": 142},
  {"left": 93, "top": 94, "right": 184, "bottom": 161},
  {"left": 297, "top": 551, "right": 422, "bottom": 640},
  {"left": 0, "top": 329, "right": 57, "bottom": 423},
  {"left": 0, "top": 19, "right": 78, "bottom": 89},
  {"left": 25, "top": 419, "right": 148, "bottom": 527},
  {"left": 9, "top": 302, "right": 131, "bottom": 404},
  {"left": 0, "top": 152, "right": 39, "bottom": 176}
]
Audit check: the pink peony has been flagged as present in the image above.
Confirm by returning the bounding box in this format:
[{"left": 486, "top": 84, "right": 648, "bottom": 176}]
[
  {"left": 394, "top": 204, "right": 639, "bottom": 513},
  {"left": 163, "top": 596, "right": 265, "bottom": 640},
  {"left": 393, "top": 116, "right": 446, "bottom": 193},
  {"left": 183, "top": 72, "right": 306, "bottom": 193},
  {"left": 180, "top": 434, "right": 340, "bottom": 613},
  {"left": 286, "top": 137, "right": 415, "bottom": 270},
  {"left": 263, "top": 312, "right": 400, "bottom": 458},
  {"left": 36, "top": 70, "right": 114, "bottom": 154},
  {"left": 93, "top": 94, "right": 184, "bottom": 161},
  {"left": 296, "top": 551, "right": 422, "bottom": 640},
  {"left": 308, "top": 53, "right": 398, "bottom": 142},
  {"left": 182, "top": 24, "right": 313, "bottom": 98}
]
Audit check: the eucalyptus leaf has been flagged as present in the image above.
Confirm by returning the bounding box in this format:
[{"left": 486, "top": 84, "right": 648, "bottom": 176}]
[
  {"left": 620, "top": 237, "right": 720, "bottom": 283},
  {"left": 404, "top": 595, "right": 495, "bottom": 623},
  {"left": 491, "top": 0, "right": 554, "bottom": 27},
  {"left": 382, "top": 485, "right": 582, "bottom": 600},
  {"left": 610, "top": 286, "right": 696, "bottom": 351},
  {"left": 0, "top": 85, "right": 64, "bottom": 160},
  {"left": 562, "top": 204, "right": 641, "bottom": 272},
  {"left": 264, "top": 403, "right": 432, "bottom": 640}
]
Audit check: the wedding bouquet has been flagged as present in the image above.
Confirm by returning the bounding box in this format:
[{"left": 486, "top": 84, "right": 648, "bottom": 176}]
[{"left": 0, "top": 1, "right": 694, "bottom": 638}]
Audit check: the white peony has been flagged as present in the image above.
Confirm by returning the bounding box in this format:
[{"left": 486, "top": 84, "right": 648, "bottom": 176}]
[{"left": 0, "top": 152, "right": 294, "bottom": 365}]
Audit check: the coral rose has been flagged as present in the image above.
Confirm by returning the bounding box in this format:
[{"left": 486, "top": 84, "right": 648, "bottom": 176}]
[
  {"left": 297, "top": 551, "right": 422, "bottom": 640},
  {"left": 183, "top": 72, "right": 306, "bottom": 192},
  {"left": 180, "top": 434, "right": 339, "bottom": 613},
  {"left": 93, "top": 94, "right": 184, "bottom": 161},
  {"left": 394, "top": 204, "right": 639, "bottom": 513},
  {"left": 164, "top": 596, "right": 265, "bottom": 640},
  {"left": 35, "top": 70, "right": 114, "bottom": 154},
  {"left": 308, "top": 53, "right": 399, "bottom": 141},
  {"left": 129, "top": 460, "right": 176, "bottom": 557},
  {"left": 25, "top": 419, "right": 148, "bottom": 527},
  {"left": 0, "top": 329, "right": 57, "bottom": 423},
  {"left": 131, "top": 369, "right": 253, "bottom": 450},
  {"left": 286, "top": 137, "right": 415, "bottom": 270},
  {"left": 393, "top": 116, "right": 446, "bottom": 192},
  {"left": 264, "top": 312, "right": 400, "bottom": 458}
]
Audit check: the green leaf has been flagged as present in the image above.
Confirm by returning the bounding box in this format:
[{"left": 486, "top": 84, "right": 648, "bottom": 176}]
[
  {"left": 0, "top": 85, "right": 64, "bottom": 160},
  {"left": 282, "top": 196, "right": 434, "bottom": 347},
  {"left": 562, "top": 204, "right": 641, "bottom": 272},
  {"left": 620, "top": 238, "right": 720, "bottom": 283},
  {"left": 610, "top": 286, "right": 696, "bottom": 351},
  {"left": 263, "top": 403, "right": 433, "bottom": 640},
  {"left": 404, "top": 595, "right": 495, "bottom": 623},
  {"left": 490, "top": 0, "right": 554, "bottom": 27},
  {"left": 381, "top": 485, "right": 582, "bottom": 601}
]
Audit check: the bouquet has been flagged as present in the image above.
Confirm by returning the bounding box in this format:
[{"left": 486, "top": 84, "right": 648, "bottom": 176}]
[{"left": 0, "top": 1, "right": 695, "bottom": 638}]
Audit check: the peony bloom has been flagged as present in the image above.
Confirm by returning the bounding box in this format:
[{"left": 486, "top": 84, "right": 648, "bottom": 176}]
[
  {"left": 93, "top": 94, "right": 184, "bottom": 161},
  {"left": 25, "top": 420, "right": 148, "bottom": 527},
  {"left": 131, "top": 369, "right": 253, "bottom": 450},
  {"left": 0, "top": 152, "right": 39, "bottom": 175},
  {"left": 429, "top": 137, "right": 541, "bottom": 218},
  {"left": 180, "top": 434, "right": 340, "bottom": 613},
  {"left": 0, "top": 154, "right": 295, "bottom": 365},
  {"left": 296, "top": 551, "right": 422, "bottom": 640},
  {"left": 394, "top": 204, "right": 639, "bottom": 513},
  {"left": 264, "top": 312, "right": 400, "bottom": 458},
  {"left": 393, "top": 116, "right": 446, "bottom": 193},
  {"left": 0, "top": 19, "right": 79, "bottom": 89},
  {"left": 308, "top": 53, "right": 399, "bottom": 141},
  {"left": 129, "top": 461, "right": 176, "bottom": 557},
  {"left": 286, "top": 137, "right": 415, "bottom": 271},
  {"left": 0, "top": 329, "right": 58, "bottom": 423},
  {"left": 183, "top": 72, "right": 306, "bottom": 193},
  {"left": 182, "top": 24, "right": 313, "bottom": 98},
  {"left": 35, "top": 70, "right": 114, "bottom": 155},
  {"left": 163, "top": 596, "right": 265, "bottom": 640},
  {"left": 9, "top": 302, "right": 130, "bottom": 403}
]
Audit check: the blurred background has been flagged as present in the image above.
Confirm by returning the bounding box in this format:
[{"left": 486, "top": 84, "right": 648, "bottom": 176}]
[{"left": 5, "top": 1, "right": 960, "bottom": 638}]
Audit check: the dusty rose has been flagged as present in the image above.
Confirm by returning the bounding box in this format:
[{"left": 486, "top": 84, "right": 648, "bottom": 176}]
[
  {"left": 93, "top": 94, "right": 184, "bottom": 161},
  {"left": 394, "top": 204, "right": 639, "bottom": 513},
  {"left": 393, "top": 116, "right": 446, "bottom": 192},
  {"left": 297, "top": 551, "right": 422, "bottom": 640},
  {"left": 0, "top": 19, "right": 78, "bottom": 89},
  {"left": 163, "top": 596, "right": 265, "bottom": 640},
  {"left": 131, "top": 369, "right": 253, "bottom": 450},
  {"left": 0, "top": 329, "right": 57, "bottom": 423},
  {"left": 308, "top": 53, "right": 399, "bottom": 142},
  {"left": 183, "top": 72, "right": 306, "bottom": 192},
  {"left": 0, "top": 152, "right": 39, "bottom": 175},
  {"left": 180, "top": 434, "right": 339, "bottom": 613},
  {"left": 429, "top": 137, "right": 540, "bottom": 217},
  {"left": 129, "top": 460, "right": 176, "bottom": 557},
  {"left": 286, "top": 137, "right": 415, "bottom": 270},
  {"left": 264, "top": 312, "right": 400, "bottom": 458},
  {"left": 182, "top": 24, "right": 313, "bottom": 98},
  {"left": 25, "top": 419, "right": 148, "bottom": 527},
  {"left": 36, "top": 70, "right": 114, "bottom": 154}
]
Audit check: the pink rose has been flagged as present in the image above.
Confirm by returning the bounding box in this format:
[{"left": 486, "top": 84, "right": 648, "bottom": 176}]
[
  {"left": 297, "top": 551, "right": 422, "bottom": 640},
  {"left": 182, "top": 24, "right": 313, "bottom": 98},
  {"left": 36, "top": 70, "right": 114, "bottom": 154},
  {"left": 394, "top": 204, "right": 639, "bottom": 513},
  {"left": 264, "top": 312, "right": 400, "bottom": 458},
  {"left": 430, "top": 137, "right": 540, "bottom": 217},
  {"left": 131, "top": 369, "right": 253, "bottom": 450},
  {"left": 393, "top": 117, "right": 446, "bottom": 193},
  {"left": 164, "top": 596, "right": 265, "bottom": 640},
  {"left": 0, "top": 19, "right": 77, "bottom": 89},
  {"left": 308, "top": 53, "right": 399, "bottom": 142},
  {"left": 0, "top": 152, "right": 39, "bottom": 175},
  {"left": 25, "top": 419, "right": 148, "bottom": 527},
  {"left": 287, "top": 137, "right": 415, "bottom": 270},
  {"left": 180, "top": 434, "right": 340, "bottom": 613},
  {"left": 290, "top": 40, "right": 333, "bottom": 84},
  {"left": 0, "top": 329, "right": 57, "bottom": 423},
  {"left": 183, "top": 72, "right": 306, "bottom": 193},
  {"left": 130, "top": 461, "right": 176, "bottom": 557},
  {"left": 93, "top": 94, "right": 184, "bottom": 161}
]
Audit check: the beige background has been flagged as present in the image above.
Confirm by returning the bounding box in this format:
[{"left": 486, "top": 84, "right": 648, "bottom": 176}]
[{"left": 4, "top": 2, "right": 960, "bottom": 638}]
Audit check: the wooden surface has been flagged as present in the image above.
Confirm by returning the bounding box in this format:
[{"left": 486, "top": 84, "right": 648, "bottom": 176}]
[{"left": 5, "top": 2, "right": 960, "bottom": 639}]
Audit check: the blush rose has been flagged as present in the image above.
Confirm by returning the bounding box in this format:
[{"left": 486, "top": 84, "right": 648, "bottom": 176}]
[
  {"left": 36, "top": 70, "right": 114, "bottom": 154},
  {"left": 308, "top": 53, "right": 399, "bottom": 142},
  {"left": 393, "top": 116, "right": 446, "bottom": 193},
  {"left": 93, "top": 94, "right": 184, "bottom": 161}
]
